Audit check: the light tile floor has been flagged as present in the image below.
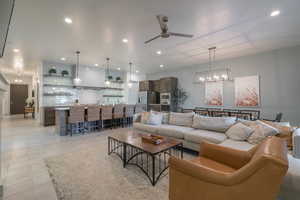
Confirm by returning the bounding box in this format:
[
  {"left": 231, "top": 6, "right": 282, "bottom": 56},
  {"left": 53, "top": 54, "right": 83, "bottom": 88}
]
[{"left": 1, "top": 116, "right": 119, "bottom": 200}]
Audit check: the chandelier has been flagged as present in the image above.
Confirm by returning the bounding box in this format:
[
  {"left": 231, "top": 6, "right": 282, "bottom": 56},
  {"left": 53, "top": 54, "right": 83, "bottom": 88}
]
[{"left": 193, "top": 47, "right": 232, "bottom": 84}]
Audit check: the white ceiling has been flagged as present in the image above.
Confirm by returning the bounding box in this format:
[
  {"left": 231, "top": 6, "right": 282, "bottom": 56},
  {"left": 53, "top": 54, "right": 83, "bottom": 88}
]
[{"left": 1, "top": 0, "right": 300, "bottom": 75}]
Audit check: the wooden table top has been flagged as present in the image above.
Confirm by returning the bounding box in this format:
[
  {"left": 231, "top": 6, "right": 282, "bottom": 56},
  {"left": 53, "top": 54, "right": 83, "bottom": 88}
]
[{"left": 109, "top": 131, "right": 182, "bottom": 155}]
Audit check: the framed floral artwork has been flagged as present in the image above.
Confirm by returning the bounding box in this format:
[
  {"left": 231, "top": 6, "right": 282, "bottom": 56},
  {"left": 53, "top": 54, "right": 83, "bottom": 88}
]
[
  {"left": 235, "top": 75, "right": 260, "bottom": 107},
  {"left": 205, "top": 81, "right": 223, "bottom": 106}
]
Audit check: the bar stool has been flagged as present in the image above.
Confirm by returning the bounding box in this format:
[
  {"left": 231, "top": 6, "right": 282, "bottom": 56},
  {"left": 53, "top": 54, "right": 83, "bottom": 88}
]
[
  {"left": 68, "top": 106, "right": 85, "bottom": 136},
  {"left": 113, "top": 104, "right": 125, "bottom": 128},
  {"left": 100, "top": 105, "right": 113, "bottom": 129},
  {"left": 86, "top": 105, "right": 100, "bottom": 132},
  {"left": 124, "top": 105, "right": 135, "bottom": 127}
]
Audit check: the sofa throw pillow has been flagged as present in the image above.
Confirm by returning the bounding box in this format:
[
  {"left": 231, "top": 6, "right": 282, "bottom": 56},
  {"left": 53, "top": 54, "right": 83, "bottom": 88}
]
[
  {"left": 151, "top": 111, "right": 170, "bottom": 124},
  {"left": 225, "top": 122, "right": 254, "bottom": 141},
  {"left": 192, "top": 115, "right": 236, "bottom": 133},
  {"left": 261, "top": 120, "right": 292, "bottom": 136},
  {"left": 169, "top": 112, "right": 194, "bottom": 127},
  {"left": 247, "top": 120, "right": 280, "bottom": 144},
  {"left": 147, "top": 111, "right": 163, "bottom": 125},
  {"left": 141, "top": 112, "right": 150, "bottom": 124}
]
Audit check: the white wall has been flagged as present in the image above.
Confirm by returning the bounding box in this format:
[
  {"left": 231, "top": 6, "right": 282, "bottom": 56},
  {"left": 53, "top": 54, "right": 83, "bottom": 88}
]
[{"left": 147, "top": 45, "right": 300, "bottom": 125}]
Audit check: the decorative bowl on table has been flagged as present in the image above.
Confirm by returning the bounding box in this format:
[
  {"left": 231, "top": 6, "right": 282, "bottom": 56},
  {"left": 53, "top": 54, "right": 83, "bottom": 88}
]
[{"left": 142, "top": 134, "right": 166, "bottom": 145}]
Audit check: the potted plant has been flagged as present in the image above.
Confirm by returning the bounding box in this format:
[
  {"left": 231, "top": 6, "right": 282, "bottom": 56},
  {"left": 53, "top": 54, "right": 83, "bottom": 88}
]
[
  {"left": 173, "top": 88, "right": 188, "bottom": 112},
  {"left": 108, "top": 76, "right": 113, "bottom": 80},
  {"left": 48, "top": 68, "right": 57, "bottom": 75},
  {"left": 61, "top": 70, "right": 69, "bottom": 77},
  {"left": 116, "top": 77, "right": 122, "bottom": 82}
]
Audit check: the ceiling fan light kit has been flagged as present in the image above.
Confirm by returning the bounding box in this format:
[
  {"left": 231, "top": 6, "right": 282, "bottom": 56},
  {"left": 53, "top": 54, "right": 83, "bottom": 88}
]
[
  {"left": 193, "top": 47, "right": 232, "bottom": 84},
  {"left": 144, "top": 15, "right": 194, "bottom": 44}
]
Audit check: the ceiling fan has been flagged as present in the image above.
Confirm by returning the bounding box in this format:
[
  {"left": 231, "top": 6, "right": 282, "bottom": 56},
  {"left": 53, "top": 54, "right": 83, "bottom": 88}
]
[{"left": 144, "top": 15, "right": 194, "bottom": 44}]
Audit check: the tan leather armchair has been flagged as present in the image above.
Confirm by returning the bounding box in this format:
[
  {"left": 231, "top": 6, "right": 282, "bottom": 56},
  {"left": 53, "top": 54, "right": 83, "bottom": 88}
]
[{"left": 169, "top": 137, "right": 288, "bottom": 200}]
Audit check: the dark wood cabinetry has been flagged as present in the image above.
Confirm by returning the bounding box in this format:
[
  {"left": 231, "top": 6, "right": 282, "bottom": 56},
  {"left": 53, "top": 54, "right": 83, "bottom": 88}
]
[
  {"left": 43, "top": 107, "right": 55, "bottom": 126},
  {"left": 159, "top": 77, "right": 178, "bottom": 93},
  {"left": 153, "top": 80, "right": 161, "bottom": 92},
  {"left": 139, "top": 80, "right": 154, "bottom": 91}
]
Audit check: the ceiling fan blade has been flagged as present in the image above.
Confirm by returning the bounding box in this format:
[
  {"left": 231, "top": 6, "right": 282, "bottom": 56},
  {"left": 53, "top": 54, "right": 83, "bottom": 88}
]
[
  {"left": 144, "top": 35, "right": 161, "bottom": 44},
  {"left": 169, "top": 32, "right": 194, "bottom": 38}
]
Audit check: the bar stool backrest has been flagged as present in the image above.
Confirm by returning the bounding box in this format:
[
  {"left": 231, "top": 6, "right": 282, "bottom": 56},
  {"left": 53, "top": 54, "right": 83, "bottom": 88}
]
[
  {"left": 114, "top": 104, "right": 125, "bottom": 119},
  {"left": 69, "top": 106, "right": 85, "bottom": 124},
  {"left": 125, "top": 105, "right": 135, "bottom": 117},
  {"left": 87, "top": 106, "right": 100, "bottom": 122},
  {"left": 101, "top": 105, "right": 113, "bottom": 120}
]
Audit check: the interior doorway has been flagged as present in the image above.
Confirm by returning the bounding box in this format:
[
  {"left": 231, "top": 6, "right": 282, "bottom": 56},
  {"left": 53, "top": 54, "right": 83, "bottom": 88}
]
[{"left": 10, "top": 84, "right": 28, "bottom": 115}]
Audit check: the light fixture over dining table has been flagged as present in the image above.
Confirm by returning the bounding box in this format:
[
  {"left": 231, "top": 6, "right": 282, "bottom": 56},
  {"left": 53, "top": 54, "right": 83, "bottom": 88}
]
[{"left": 193, "top": 47, "right": 232, "bottom": 84}]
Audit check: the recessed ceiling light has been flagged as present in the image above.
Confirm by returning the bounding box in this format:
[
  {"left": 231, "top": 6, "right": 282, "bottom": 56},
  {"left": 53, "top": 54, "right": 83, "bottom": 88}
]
[
  {"left": 136, "top": 70, "right": 139, "bottom": 73},
  {"left": 270, "top": 10, "right": 280, "bottom": 17},
  {"left": 13, "top": 48, "right": 20, "bottom": 53},
  {"left": 60, "top": 57, "right": 66, "bottom": 61},
  {"left": 64, "top": 17, "right": 73, "bottom": 24},
  {"left": 94, "top": 63, "right": 99, "bottom": 66},
  {"left": 156, "top": 50, "right": 162, "bottom": 55},
  {"left": 160, "top": 64, "right": 164, "bottom": 68},
  {"left": 122, "top": 38, "right": 128, "bottom": 43},
  {"left": 117, "top": 67, "right": 121, "bottom": 70}
]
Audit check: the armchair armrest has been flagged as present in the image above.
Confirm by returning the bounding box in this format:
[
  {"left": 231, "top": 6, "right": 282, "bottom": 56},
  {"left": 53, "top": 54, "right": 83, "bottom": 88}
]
[
  {"left": 200, "top": 142, "right": 255, "bottom": 169},
  {"left": 292, "top": 128, "right": 300, "bottom": 159}
]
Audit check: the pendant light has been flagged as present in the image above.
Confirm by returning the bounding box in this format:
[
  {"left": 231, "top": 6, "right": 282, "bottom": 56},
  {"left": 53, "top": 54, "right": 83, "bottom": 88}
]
[
  {"left": 73, "top": 51, "right": 81, "bottom": 84},
  {"left": 193, "top": 47, "right": 231, "bottom": 84},
  {"left": 105, "top": 58, "right": 111, "bottom": 85},
  {"left": 128, "top": 62, "right": 133, "bottom": 88}
]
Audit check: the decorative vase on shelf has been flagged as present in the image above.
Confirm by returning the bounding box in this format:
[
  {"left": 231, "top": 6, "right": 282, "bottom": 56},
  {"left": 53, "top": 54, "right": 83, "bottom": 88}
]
[
  {"left": 49, "top": 68, "right": 57, "bottom": 76},
  {"left": 61, "top": 70, "right": 69, "bottom": 77}
]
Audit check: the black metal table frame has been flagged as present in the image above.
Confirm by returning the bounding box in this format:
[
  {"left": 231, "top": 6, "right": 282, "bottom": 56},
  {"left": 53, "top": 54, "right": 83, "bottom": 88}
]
[{"left": 108, "top": 136, "right": 183, "bottom": 186}]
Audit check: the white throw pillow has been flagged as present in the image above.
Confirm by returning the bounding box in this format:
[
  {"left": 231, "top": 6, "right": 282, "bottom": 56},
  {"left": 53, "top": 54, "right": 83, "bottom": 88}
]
[
  {"left": 247, "top": 120, "right": 280, "bottom": 144},
  {"left": 225, "top": 122, "right": 254, "bottom": 141},
  {"left": 192, "top": 115, "right": 236, "bottom": 133},
  {"left": 169, "top": 112, "right": 194, "bottom": 127},
  {"left": 147, "top": 111, "right": 163, "bottom": 125}
]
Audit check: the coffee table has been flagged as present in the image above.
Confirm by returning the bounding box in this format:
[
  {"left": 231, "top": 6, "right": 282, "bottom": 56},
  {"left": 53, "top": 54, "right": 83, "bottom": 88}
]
[{"left": 108, "top": 132, "right": 183, "bottom": 186}]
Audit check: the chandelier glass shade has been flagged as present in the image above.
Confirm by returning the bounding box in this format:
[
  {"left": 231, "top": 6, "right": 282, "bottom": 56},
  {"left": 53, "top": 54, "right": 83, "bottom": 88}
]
[
  {"left": 105, "top": 58, "right": 111, "bottom": 85},
  {"left": 193, "top": 47, "right": 232, "bottom": 84},
  {"left": 73, "top": 51, "right": 81, "bottom": 85}
]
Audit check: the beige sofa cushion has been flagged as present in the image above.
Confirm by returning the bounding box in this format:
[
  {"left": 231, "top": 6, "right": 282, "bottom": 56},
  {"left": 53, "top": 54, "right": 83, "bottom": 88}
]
[
  {"left": 218, "top": 139, "right": 254, "bottom": 151},
  {"left": 169, "top": 112, "right": 194, "bottom": 127},
  {"left": 184, "top": 129, "right": 227, "bottom": 144},
  {"left": 247, "top": 120, "right": 279, "bottom": 144},
  {"left": 157, "top": 124, "right": 194, "bottom": 139},
  {"left": 133, "top": 122, "right": 158, "bottom": 134},
  {"left": 225, "top": 122, "right": 254, "bottom": 141},
  {"left": 192, "top": 115, "right": 236, "bottom": 133}
]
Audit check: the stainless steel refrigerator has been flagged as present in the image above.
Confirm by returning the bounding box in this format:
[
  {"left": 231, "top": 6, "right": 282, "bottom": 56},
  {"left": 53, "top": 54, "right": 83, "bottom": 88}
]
[{"left": 137, "top": 91, "right": 159, "bottom": 111}]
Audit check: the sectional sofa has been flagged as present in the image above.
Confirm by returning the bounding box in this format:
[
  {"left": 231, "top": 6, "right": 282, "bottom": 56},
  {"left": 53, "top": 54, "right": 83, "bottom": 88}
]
[{"left": 133, "top": 112, "right": 300, "bottom": 157}]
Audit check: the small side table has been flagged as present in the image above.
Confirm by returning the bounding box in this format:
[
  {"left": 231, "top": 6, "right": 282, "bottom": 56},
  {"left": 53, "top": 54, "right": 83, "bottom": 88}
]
[{"left": 24, "top": 107, "right": 35, "bottom": 118}]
